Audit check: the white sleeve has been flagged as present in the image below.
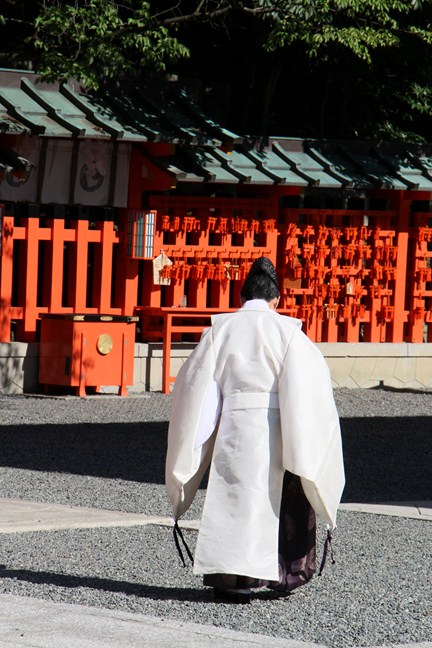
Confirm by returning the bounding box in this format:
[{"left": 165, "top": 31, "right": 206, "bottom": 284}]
[
  {"left": 165, "top": 328, "right": 221, "bottom": 519},
  {"left": 278, "top": 327, "right": 345, "bottom": 528}
]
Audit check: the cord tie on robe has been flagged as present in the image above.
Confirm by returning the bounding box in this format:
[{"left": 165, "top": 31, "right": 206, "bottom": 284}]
[
  {"left": 173, "top": 521, "right": 194, "bottom": 567},
  {"left": 318, "top": 528, "right": 335, "bottom": 576}
]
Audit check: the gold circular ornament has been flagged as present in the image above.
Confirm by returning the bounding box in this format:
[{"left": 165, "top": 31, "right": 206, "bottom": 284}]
[{"left": 96, "top": 333, "right": 113, "bottom": 355}]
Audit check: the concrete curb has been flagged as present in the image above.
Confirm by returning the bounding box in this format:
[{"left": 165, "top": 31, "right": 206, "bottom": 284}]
[
  {"left": 0, "top": 498, "right": 430, "bottom": 535},
  {"left": 0, "top": 500, "right": 430, "bottom": 648},
  {"left": 0, "top": 593, "right": 430, "bottom": 648},
  {"left": 339, "top": 501, "right": 432, "bottom": 521},
  {"left": 0, "top": 592, "right": 323, "bottom": 647}
]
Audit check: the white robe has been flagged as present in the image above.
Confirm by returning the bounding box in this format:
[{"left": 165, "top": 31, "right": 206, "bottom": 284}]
[{"left": 165, "top": 300, "right": 345, "bottom": 581}]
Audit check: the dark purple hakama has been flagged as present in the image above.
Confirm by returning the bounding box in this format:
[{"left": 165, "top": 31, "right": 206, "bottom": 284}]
[{"left": 203, "top": 471, "right": 317, "bottom": 592}]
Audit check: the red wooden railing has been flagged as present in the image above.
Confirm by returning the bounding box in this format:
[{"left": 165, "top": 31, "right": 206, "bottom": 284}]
[
  {"left": 1, "top": 198, "right": 431, "bottom": 345},
  {"left": 277, "top": 207, "right": 431, "bottom": 343},
  {"left": 0, "top": 213, "right": 138, "bottom": 342}
]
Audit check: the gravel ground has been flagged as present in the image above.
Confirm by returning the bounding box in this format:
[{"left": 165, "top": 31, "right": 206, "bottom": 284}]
[{"left": 0, "top": 388, "right": 431, "bottom": 647}]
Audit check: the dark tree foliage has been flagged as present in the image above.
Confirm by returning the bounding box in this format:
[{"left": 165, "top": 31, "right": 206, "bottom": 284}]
[{"left": 1, "top": 1, "right": 432, "bottom": 141}]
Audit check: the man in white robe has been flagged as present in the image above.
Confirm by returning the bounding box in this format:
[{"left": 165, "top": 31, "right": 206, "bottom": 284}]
[{"left": 166, "top": 257, "right": 345, "bottom": 603}]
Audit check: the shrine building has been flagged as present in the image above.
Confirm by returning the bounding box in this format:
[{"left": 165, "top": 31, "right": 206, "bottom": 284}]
[{"left": 0, "top": 68, "right": 431, "bottom": 394}]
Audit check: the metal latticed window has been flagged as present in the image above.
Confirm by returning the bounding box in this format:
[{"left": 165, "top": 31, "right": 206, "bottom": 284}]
[{"left": 126, "top": 210, "right": 156, "bottom": 259}]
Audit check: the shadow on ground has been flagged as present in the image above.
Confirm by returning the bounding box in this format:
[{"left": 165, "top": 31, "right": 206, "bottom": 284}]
[
  {"left": 0, "top": 566, "right": 212, "bottom": 602},
  {"left": 0, "top": 417, "right": 430, "bottom": 502}
]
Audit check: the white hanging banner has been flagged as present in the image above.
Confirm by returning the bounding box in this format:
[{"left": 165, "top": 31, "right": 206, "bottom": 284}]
[
  {"left": 0, "top": 137, "right": 130, "bottom": 207},
  {"left": 73, "top": 139, "right": 110, "bottom": 206},
  {"left": 41, "top": 139, "right": 72, "bottom": 204},
  {"left": 73, "top": 140, "right": 130, "bottom": 207}
]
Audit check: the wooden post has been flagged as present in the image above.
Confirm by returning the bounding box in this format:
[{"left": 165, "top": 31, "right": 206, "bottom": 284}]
[
  {"left": 162, "top": 311, "right": 172, "bottom": 393},
  {"left": 73, "top": 220, "right": 90, "bottom": 312},
  {"left": 0, "top": 215, "right": 14, "bottom": 342},
  {"left": 390, "top": 191, "right": 409, "bottom": 342},
  {"left": 95, "top": 221, "right": 117, "bottom": 313},
  {"left": 48, "top": 219, "right": 66, "bottom": 312},
  {"left": 22, "top": 218, "right": 41, "bottom": 341}
]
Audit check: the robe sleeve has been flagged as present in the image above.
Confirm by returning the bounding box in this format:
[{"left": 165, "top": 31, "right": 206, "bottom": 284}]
[
  {"left": 165, "top": 327, "right": 222, "bottom": 520},
  {"left": 278, "top": 326, "right": 345, "bottom": 529}
]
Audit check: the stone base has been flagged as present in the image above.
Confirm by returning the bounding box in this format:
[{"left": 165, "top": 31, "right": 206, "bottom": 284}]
[
  {"left": 319, "top": 342, "right": 432, "bottom": 390},
  {"left": 129, "top": 341, "right": 432, "bottom": 393},
  {"left": 0, "top": 342, "right": 40, "bottom": 395},
  {"left": 1, "top": 341, "right": 431, "bottom": 395}
]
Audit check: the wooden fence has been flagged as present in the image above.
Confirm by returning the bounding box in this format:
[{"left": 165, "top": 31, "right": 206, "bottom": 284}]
[
  {"left": 0, "top": 200, "right": 431, "bottom": 344},
  {"left": 278, "top": 209, "right": 432, "bottom": 343},
  {"left": 0, "top": 213, "right": 138, "bottom": 342}
]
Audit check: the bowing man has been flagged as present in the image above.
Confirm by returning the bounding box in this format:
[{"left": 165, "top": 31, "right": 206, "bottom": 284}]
[{"left": 166, "top": 257, "right": 345, "bottom": 604}]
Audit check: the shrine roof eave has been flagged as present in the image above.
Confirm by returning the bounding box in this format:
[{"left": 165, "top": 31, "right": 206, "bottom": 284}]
[
  {"left": 174, "top": 89, "right": 243, "bottom": 147},
  {"left": 271, "top": 142, "right": 343, "bottom": 188},
  {"left": 173, "top": 148, "right": 243, "bottom": 183},
  {"left": 0, "top": 69, "right": 233, "bottom": 144},
  {"left": 269, "top": 137, "right": 432, "bottom": 191},
  {"left": 242, "top": 148, "right": 309, "bottom": 186},
  {"left": 4, "top": 69, "right": 432, "bottom": 192},
  {"left": 165, "top": 163, "right": 206, "bottom": 183},
  {"left": 0, "top": 90, "right": 71, "bottom": 137},
  {"left": 0, "top": 113, "right": 30, "bottom": 135},
  {"left": 59, "top": 84, "right": 147, "bottom": 141},
  {"left": 373, "top": 150, "right": 432, "bottom": 191},
  {"left": 223, "top": 150, "right": 278, "bottom": 184}
]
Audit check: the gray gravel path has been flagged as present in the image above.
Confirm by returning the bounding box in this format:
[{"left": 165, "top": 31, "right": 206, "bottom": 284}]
[{"left": 0, "top": 388, "right": 431, "bottom": 647}]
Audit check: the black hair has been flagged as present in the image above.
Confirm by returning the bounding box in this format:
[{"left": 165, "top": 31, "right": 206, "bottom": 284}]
[{"left": 240, "top": 257, "right": 280, "bottom": 302}]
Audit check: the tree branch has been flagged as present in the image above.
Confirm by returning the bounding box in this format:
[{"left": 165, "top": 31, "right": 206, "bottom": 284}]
[{"left": 151, "top": 1, "right": 280, "bottom": 27}]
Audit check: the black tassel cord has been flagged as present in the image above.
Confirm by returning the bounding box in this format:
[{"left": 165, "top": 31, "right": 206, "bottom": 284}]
[
  {"left": 173, "top": 520, "right": 335, "bottom": 575},
  {"left": 318, "top": 528, "right": 336, "bottom": 576},
  {"left": 173, "top": 521, "right": 194, "bottom": 567}
]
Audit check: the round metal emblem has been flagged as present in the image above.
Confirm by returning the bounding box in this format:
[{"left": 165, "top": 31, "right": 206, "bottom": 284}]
[{"left": 96, "top": 333, "right": 113, "bottom": 355}]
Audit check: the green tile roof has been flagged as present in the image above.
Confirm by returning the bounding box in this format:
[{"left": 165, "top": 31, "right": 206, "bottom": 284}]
[
  {"left": 375, "top": 150, "right": 432, "bottom": 191},
  {"left": 272, "top": 143, "right": 343, "bottom": 188},
  {"left": 2, "top": 69, "right": 432, "bottom": 192},
  {"left": 0, "top": 110, "right": 30, "bottom": 135},
  {"left": 243, "top": 147, "right": 309, "bottom": 186},
  {"left": 0, "top": 86, "right": 70, "bottom": 136},
  {"left": 338, "top": 148, "right": 408, "bottom": 190}
]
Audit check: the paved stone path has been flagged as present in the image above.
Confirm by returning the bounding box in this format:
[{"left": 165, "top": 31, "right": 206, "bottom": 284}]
[{"left": 0, "top": 496, "right": 430, "bottom": 648}]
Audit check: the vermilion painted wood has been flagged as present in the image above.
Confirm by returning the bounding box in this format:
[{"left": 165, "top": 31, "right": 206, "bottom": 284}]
[
  {"left": 136, "top": 307, "right": 236, "bottom": 393},
  {"left": 0, "top": 196, "right": 430, "bottom": 351},
  {"left": 38, "top": 316, "right": 136, "bottom": 396}
]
